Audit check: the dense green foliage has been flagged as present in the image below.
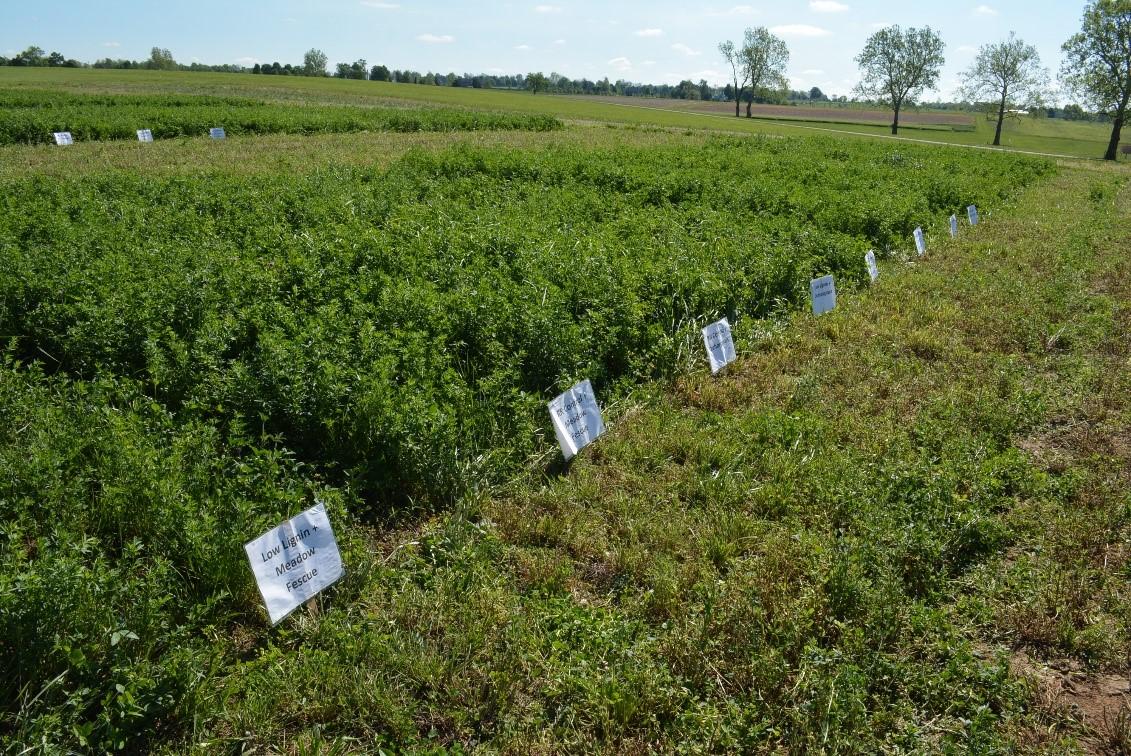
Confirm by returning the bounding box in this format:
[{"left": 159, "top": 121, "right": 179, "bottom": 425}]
[
  {"left": 0, "top": 139, "right": 1051, "bottom": 505},
  {"left": 0, "top": 133, "right": 1069, "bottom": 751},
  {"left": 0, "top": 89, "right": 563, "bottom": 144}
]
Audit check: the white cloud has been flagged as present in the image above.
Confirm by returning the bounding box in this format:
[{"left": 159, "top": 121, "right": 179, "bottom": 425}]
[
  {"left": 235, "top": 56, "right": 260, "bottom": 66},
  {"left": 535, "top": 4, "right": 562, "bottom": 12},
  {"left": 102, "top": 41, "right": 121, "bottom": 48},
  {"left": 417, "top": 33, "right": 455, "bottom": 43},
  {"left": 770, "top": 24, "right": 832, "bottom": 38},
  {"left": 635, "top": 28, "right": 663, "bottom": 37},
  {"left": 553, "top": 39, "right": 566, "bottom": 45},
  {"left": 957, "top": 44, "right": 977, "bottom": 53},
  {"left": 360, "top": 1, "right": 400, "bottom": 7},
  {"left": 973, "top": 4, "right": 997, "bottom": 15},
  {"left": 801, "top": 68, "right": 825, "bottom": 75},
  {"left": 515, "top": 44, "right": 532, "bottom": 51},
  {"left": 642, "top": 60, "right": 657, "bottom": 65},
  {"left": 809, "top": 0, "right": 849, "bottom": 11},
  {"left": 608, "top": 56, "right": 632, "bottom": 72},
  {"left": 869, "top": 21, "right": 893, "bottom": 29},
  {"left": 671, "top": 42, "right": 700, "bottom": 56}
]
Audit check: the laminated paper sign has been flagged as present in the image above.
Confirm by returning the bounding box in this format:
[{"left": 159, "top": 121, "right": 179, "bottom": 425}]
[
  {"left": 865, "top": 250, "right": 879, "bottom": 282},
  {"left": 949, "top": 214, "right": 958, "bottom": 238},
  {"left": 53, "top": 132, "right": 73, "bottom": 146},
  {"left": 137, "top": 129, "right": 154, "bottom": 143},
  {"left": 967, "top": 205, "right": 979, "bottom": 226},
  {"left": 210, "top": 127, "right": 226, "bottom": 140},
  {"left": 810, "top": 274, "right": 837, "bottom": 316},
  {"left": 701, "top": 318, "right": 736, "bottom": 374},
  {"left": 913, "top": 226, "right": 926, "bottom": 256},
  {"left": 548, "top": 379, "right": 605, "bottom": 460},
  {"left": 244, "top": 502, "right": 343, "bottom": 625}
]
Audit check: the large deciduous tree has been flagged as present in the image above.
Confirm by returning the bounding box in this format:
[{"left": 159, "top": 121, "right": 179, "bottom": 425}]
[
  {"left": 303, "top": 48, "right": 328, "bottom": 77},
  {"left": 1060, "top": 0, "right": 1131, "bottom": 161},
  {"left": 854, "top": 26, "right": 945, "bottom": 135},
  {"left": 960, "top": 33, "right": 1048, "bottom": 147},
  {"left": 741, "top": 27, "right": 790, "bottom": 117},
  {"left": 719, "top": 40, "right": 749, "bottom": 117}
]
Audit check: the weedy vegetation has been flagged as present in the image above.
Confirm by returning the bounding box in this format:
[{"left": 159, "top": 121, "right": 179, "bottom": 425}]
[{"left": 0, "top": 71, "right": 1128, "bottom": 753}]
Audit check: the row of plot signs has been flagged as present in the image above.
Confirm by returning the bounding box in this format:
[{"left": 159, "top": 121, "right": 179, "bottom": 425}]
[
  {"left": 53, "top": 128, "right": 226, "bottom": 145},
  {"left": 243, "top": 201, "right": 984, "bottom": 625},
  {"left": 48, "top": 123, "right": 988, "bottom": 622},
  {"left": 550, "top": 203, "right": 981, "bottom": 461},
  {"left": 241, "top": 204, "right": 982, "bottom": 624}
]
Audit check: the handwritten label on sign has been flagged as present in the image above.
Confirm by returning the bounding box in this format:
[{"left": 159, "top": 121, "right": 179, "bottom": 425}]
[
  {"left": 209, "top": 127, "right": 226, "bottom": 140},
  {"left": 810, "top": 274, "right": 837, "bottom": 316},
  {"left": 949, "top": 214, "right": 958, "bottom": 238},
  {"left": 967, "top": 205, "right": 979, "bottom": 226},
  {"left": 244, "top": 502, "right": 343, "bottom": 625},
  {"left": 548, "top": 379, "right": 605, "bottom": 460},
  {"left": 865, "top": 250, "right": 879, "bottom": 282},
  {"left": 53, "top": 132, "right": 73, "bottom": 146},
  {"left": 702, "top": 318, "right": 736, "bottom": 374},
  {"left": 913, "top": 227, "right": 926, "bottom": 256},
  {"left": 137, "top": 129, "right": 154, "bottom": 143}
]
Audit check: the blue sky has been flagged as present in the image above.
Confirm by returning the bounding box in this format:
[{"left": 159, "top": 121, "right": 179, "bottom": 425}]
[{"left": 1, "top": 1, "right": 1087, "bottom": 100}]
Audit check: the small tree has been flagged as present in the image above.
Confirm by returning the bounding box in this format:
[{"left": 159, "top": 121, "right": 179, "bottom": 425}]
[
  {"left": 1061, "top": 0, "right": 1131, "bottom": 161},
  {"left": 855, "top": 26, "right": 945, "bottom": 134},
  {"left": 960, "top": 33, "right": 1048, "bottom": 146},
  {"left": 741, "top": 27, "right": 789, "bottom": 117},
  {"left": 17, "top": 46, "right": 46, "bottom": 66},
  {"left": 526, "top": 72, "right": 549, "bottom": 94},
  {"left": 809, "top": 86, "right": 825, "bottom": 101},
  {"left": 303, "top": 48, "right": 328, "bottom": 77},
  {"left": 148, "top": 47, "right": 177, "bottom": 70},
  {"left": 719, "top": 39, "right": 750, "bottom": 117}
]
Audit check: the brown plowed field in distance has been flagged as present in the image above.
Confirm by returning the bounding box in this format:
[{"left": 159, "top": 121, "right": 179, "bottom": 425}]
[{"left": 573, "top": 95, "right": 976, "bottom": 126}]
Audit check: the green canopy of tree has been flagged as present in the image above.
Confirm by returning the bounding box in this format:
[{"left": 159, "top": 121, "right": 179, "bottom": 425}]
[
  {"left": 960, "top": 33, "right": 1048, "bottom": 146},
  {"left": 854, "top": 26, "right": 945, "bottom": 135},
  {"left": 303, "top": 49, "right": 328, "bottom": 77},
  {"left": 1060, "top": 0, "right": 1131, "bottom": 160}
]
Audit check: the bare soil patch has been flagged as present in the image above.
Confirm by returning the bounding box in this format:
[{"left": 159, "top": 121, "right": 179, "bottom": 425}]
[{"left": 575, "top": 96, "right": 975, "bottom": 126}]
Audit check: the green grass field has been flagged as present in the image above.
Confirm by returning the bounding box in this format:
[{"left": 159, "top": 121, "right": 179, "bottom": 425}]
[
  {"left": 1, "top": 67, "right": 1122, "bottom": 160},
  {"left": 1, "top": 69, "right": 1129, "bottom": 752}
]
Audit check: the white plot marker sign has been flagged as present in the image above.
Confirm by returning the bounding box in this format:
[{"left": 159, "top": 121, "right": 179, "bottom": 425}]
[
  {"left": 949, "top": 214, "right": 959, "bottom": 238},
  {"left": 244, "top": 502, "right": 343, "bottom": 625},
  {"left": 967, "top": 205, "right": 979, "bottom": 226},
  {"left": 702, "top": 318, "right": 737, "bottom": 374},
  {"left": 865, "top": 250, "right": 879, "bottom": 282},
  {"left": 137, "top": 129, "right": 154, "bottom": 143},
  {"left": 548, "top": 379, "right": 605, "bottom": 460},
  {"left": 810, "top": 274, "right": 837, "bottom": 316},
  {"left": 53, "top": 132, "right": 73, "bottom": 146},
  {"left": 913, "top": 226, "right": 926, "bottom": 256},
  {"left": 209, "top": 127, "right": 226, "bottom": 140}
]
